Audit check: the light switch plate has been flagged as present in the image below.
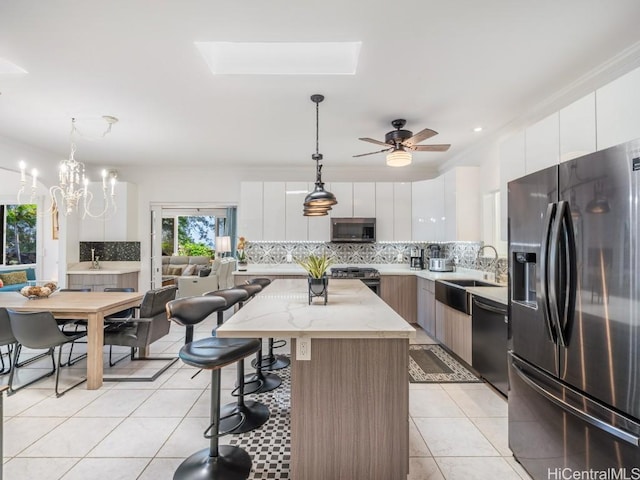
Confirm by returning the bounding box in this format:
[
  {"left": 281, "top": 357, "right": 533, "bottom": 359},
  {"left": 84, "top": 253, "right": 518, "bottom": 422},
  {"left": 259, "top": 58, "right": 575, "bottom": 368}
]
[{"left": 297, "top": 338, "right": 311, "bottom": 360}]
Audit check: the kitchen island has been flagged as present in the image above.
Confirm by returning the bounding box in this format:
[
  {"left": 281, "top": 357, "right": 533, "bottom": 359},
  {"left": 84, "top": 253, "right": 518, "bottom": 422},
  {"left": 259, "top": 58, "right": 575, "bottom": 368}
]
[{"left": 216, "top": 278, "right": 416, "bottom": 480}]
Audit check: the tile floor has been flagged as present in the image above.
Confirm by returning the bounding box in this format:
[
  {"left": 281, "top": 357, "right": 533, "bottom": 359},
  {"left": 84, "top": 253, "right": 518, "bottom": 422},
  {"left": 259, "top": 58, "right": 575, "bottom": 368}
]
[{"left": 0, "top": 317, "right": 532, "bottom": 480}]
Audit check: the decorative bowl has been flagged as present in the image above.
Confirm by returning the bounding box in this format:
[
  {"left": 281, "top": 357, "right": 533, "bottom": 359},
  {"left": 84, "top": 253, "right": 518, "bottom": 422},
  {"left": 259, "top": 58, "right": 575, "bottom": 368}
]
[{"left": 19, "top": 282, "right": 58, "bottom": 300}]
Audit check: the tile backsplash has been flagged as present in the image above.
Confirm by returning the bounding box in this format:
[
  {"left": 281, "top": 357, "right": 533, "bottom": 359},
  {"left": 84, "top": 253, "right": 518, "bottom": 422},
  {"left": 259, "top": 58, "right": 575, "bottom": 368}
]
[
  {"left": 245, "top": 241, "right": 507, "bottom": 281},
  {"left": 79, "top": 242, "right": 141, "bottom": 262}
]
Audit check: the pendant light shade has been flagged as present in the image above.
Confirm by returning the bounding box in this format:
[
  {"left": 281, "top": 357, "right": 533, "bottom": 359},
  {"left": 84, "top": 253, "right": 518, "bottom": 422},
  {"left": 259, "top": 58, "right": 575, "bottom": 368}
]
[
  {"left": 386, "top": 146, "right": 412, "bottom": 167},
  {"left": 303, "top": 94, "right": 337, "bottom": 216}
]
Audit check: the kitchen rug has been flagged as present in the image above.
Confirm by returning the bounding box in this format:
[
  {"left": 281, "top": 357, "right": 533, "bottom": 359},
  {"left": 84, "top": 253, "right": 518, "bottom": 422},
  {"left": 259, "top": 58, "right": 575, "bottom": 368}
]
[
  {"left": 409, "top": 344, "right": 481, "bottom": 383},
  {"left": 228, "top": 359, "right": 292, "bottom": 479}
]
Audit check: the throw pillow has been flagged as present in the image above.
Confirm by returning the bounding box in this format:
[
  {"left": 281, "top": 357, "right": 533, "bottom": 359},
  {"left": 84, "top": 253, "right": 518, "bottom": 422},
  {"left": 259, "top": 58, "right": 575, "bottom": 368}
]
[
  {"left": 168, "top": 266, "right": 184, "bottom": 276},
  {"left": 0, "top": 270, "right": 28, "bottom": 285},
  {"left": 0, "top": 279, "right": 4, "bottom": 288},
  {"left": 182, "top": 264, "right": 196, "bottom": 276},
  {"left": 199, "top": 267, "right": 212, "bottom": 277}
]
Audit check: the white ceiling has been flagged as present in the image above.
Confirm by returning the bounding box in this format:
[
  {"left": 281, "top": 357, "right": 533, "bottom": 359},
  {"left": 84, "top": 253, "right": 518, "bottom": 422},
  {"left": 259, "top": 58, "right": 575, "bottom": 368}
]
[{"left": 1, "top": 0, "right": 640, "bottom": 179}]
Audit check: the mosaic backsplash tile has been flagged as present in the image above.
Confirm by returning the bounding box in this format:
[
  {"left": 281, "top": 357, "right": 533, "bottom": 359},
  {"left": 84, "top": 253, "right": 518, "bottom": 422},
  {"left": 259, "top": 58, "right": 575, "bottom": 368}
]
[
  {"left": 245, "top": 241, "right": 507, "bottom": 281},
  {"left": 80, "top": 241, "right": 141, "bottom": 262}
]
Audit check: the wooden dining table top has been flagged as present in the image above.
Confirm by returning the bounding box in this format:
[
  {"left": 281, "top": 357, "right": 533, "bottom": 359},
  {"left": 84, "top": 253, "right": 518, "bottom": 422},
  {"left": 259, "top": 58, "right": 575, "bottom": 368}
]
[{"left": 0, "top": 291, "right": 144, "bottom": 318}]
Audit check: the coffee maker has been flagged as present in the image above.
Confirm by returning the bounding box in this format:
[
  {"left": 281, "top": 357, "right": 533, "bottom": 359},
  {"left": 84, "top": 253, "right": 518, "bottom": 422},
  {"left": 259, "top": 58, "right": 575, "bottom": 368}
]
[{"left": 409, "top": 247, "right": 424, "bottom": 270}]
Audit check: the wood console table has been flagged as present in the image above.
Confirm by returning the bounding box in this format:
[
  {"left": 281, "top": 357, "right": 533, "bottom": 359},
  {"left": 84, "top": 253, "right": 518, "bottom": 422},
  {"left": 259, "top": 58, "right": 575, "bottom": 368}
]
[{"left": 216, "top": 279, "right": 415, "bottom": 480}]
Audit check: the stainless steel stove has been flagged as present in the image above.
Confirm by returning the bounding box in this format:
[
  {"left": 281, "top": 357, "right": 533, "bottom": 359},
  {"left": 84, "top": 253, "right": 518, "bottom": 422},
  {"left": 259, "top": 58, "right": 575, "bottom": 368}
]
[{"left": 330, "top": 267, "right": 380, "bottom": 295}]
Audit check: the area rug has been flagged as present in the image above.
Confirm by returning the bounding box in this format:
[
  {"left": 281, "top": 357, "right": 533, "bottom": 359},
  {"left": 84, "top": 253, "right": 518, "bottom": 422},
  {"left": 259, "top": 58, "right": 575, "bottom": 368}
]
[
  {"left": 409, "top": 344, "right": 481, "bottom": 383},
  {"left": 228, "top": 359, "right": 292, "bottom": 479}
]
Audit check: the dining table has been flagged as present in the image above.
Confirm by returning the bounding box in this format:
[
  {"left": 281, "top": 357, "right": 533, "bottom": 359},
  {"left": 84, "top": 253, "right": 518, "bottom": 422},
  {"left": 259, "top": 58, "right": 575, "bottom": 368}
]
[{"left": 0, "top": 291, "right": 144, "bottom": 389}]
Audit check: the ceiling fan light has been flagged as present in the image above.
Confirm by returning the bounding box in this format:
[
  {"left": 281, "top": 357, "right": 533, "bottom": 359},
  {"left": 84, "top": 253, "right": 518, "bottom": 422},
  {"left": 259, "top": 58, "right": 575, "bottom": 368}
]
[{"left": 386, "top": 149, "right": 412, "bottom": 167}]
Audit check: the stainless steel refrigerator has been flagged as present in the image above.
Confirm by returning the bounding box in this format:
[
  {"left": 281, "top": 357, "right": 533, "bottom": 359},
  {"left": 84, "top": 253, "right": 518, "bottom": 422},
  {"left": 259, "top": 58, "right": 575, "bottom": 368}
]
[{"left": 508, "top": 138, "right": 640, "bottom": 479}]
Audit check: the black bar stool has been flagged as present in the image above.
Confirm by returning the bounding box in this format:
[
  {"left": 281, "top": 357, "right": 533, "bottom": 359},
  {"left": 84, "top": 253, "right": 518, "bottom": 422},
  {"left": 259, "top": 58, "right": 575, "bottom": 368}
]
[
  {"left": 236, "top": 283, "right": 282, "bottom": 394},
  {"left": 166, "top": 295, "right": 262, "bottom": 480},
  {"left": 204, "top": 288, "right": 270, "bottom": 433},
  {"left": 245, "top": 278, "right": 290, "bottom": 371}
]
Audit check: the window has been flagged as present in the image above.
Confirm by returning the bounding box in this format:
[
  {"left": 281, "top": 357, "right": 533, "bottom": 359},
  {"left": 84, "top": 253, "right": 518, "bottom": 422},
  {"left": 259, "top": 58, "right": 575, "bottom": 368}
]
[
  {"left": 162, "top": 215, "right": 217, "bottom": 257},
  {"left": 3, "top": 204, "right": 37, "bottom": 265}
]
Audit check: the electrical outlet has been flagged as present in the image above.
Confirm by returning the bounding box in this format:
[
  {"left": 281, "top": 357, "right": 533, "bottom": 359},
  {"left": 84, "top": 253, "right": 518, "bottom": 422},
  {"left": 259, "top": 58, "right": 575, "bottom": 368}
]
[
  {"left": 286, "top": 253, "right": 292, "bottom": 263},
  {"left": 397, "top": 253, "right": 403, "bottom": 262},
  {"left": 297, "top": 338, "right": 311, "bottom": 361}
]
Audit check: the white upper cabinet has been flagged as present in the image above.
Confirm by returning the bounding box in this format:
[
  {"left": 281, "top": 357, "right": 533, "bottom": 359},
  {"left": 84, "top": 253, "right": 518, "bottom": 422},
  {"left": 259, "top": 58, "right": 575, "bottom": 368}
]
[
  {"left": 525, "top": 112, "right": 559, "bottom": 174},
  {"left": 307, "top": 182, "right": 331, "bottom": 241},
  {"left": 375, "top": 182, "right": 394, "bottom": 241},
  {"left": 412, "top": 177, "right": 445, "bottom": 241},
  {"left": 596, "top": 66, "right": 640, "bottom": 150},
  {"left": 393, "top": 182, "right": 412, "bottom": 241},
  {"left": 559, "top": 92, "right": 596, "bottom": 162},
  {"left": 443, "top": 167, "right": 480, "bottom": 241},
  {"left": 352, "top": 182, "right": 376, "bottom": 217},
  {"left": 328, "top": 182, "right": 353, "bottom": 218},
  {"left": 285, "top": 182, "right": 308, "bottom": 240},
  {"left": 263, "top": 182, "right": 286, "bottom": 241},
  {"left": 499, "top": 132, "right": 526, "bottom": 241},
  {"left": 239, "top": 181, "right": 264, "bottom": 241}
]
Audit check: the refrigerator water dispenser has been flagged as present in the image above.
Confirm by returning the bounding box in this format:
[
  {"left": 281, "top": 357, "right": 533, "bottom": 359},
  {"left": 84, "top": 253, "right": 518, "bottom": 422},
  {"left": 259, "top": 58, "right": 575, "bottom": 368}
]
[{"left": 513, "top": 252, "right": 537, "bottom": 307}]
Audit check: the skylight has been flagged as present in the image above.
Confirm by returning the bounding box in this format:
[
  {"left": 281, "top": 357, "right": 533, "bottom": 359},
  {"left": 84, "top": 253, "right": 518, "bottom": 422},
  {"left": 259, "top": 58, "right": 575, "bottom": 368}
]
[
  {"left": 194, "top": 41, "right": 361, "bottom": 75},
  {"left": 0, "top": 58, "right": 27, "bottom": 74}
]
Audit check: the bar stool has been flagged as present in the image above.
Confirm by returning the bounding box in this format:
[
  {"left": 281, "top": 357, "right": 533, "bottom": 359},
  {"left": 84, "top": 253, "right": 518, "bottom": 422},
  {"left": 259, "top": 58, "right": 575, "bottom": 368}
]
[
  {"left": 166, "top": 295, "right": 261, "bottom": 480},
  {"left": 236, "top": 283, "right": 282, "bottom": 394},
  {"left": 246, "top": 278, "right": 290, "bottom": 371},
  {"left": 204, "top": 288, "right": 270, "bottom": 433}
]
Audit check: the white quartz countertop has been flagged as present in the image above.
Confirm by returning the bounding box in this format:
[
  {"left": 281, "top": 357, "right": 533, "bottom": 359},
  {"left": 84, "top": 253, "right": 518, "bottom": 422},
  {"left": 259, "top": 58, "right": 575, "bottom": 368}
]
[
  {"left": 66, "top": 261, "right": 141, "bottom": 275},
  {"left": 233, "top": 263, "right": 504, "bottom": 284},
  {"left": 216, "top": 278, "right": 416, "bottom": 340},
  {"left": 466, "top": 286, "right": 508, "bottom": 305}
]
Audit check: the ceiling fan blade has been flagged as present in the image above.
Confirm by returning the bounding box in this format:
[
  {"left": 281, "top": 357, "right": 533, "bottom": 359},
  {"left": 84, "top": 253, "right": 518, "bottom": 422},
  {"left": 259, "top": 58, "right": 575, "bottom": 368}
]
[
  {"left": 352, "top": 147, "right": 392, "bottom": 158},
  {"left": 358, "top": 137, "right": 389, "bottom": 147},
  {"left": 411, "top": 144, "right": 451, "bottom": 152},
  {"left": 404, "top": 128, "right": 438, "bottom": 146}
]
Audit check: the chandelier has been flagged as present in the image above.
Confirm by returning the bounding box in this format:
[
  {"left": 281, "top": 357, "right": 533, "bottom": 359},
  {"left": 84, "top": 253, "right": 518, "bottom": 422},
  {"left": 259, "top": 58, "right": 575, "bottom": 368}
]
[
  {"left": 303, "top": 94, "right": 337, "bottom": 216},
  {"left": 18, "top": 116, "right": 119, "bottom": 218}
]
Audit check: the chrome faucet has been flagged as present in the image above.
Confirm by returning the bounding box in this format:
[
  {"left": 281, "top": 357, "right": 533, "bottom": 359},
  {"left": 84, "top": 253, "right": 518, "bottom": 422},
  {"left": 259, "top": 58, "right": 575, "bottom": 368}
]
[
  {"left": 92, "top": 256, "right": 100, "bottom": 270},
  {"left": 476, "top": 245, "right": 500, "bottom": 282}
]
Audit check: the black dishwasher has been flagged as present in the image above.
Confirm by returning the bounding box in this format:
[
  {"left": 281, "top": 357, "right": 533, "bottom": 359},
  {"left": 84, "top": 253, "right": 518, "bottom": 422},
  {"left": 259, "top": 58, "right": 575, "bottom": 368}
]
[{"left": 471, "top": 296, "right": 508, "bottom": 397}]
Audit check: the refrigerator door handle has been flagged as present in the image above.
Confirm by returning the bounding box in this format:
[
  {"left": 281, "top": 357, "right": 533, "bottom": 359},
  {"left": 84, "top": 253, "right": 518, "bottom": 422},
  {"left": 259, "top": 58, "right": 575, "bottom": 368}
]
[
  {"left": 557, "top": 201, "right": 577, "bottom": 347},
  {"left": 512, "top": 362, "right": 640, "bottom": 447},
  {"left": 540, "top": 202, "right": 558, "bottom": 343}
]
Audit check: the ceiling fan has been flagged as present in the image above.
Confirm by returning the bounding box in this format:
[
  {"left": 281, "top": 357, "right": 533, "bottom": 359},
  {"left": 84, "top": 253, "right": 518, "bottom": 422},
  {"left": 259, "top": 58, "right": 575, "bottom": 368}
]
[{"left": 354, "top": 119, "right": 451, "bottom": 167}]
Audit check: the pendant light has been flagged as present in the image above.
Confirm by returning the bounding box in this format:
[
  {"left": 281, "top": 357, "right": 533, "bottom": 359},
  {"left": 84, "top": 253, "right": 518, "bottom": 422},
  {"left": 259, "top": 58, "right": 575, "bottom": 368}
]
[{"left": 303, "top": 94, "right": 337, "bottom": 216}]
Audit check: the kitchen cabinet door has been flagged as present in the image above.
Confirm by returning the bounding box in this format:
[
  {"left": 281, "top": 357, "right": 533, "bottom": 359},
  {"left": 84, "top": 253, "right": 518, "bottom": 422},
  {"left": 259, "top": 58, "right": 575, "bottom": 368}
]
[
  {"left": 560, "top": 93, "right": 596, "bottom": 162},
  {"left": 263, "top": 182, "right": 286, "bottom": 241},
  {"left": 443, "top": 168, "right": 479, "bottom": 241},
  {"left": 393, "top": 183, "right": 412, "bottom": 241},
  {"left": 375, "top": 182, "right": 394, "bottom": 241},
  {"left": 412, "top": 179, "right": 444, "bottom": 241},
  {"left": 352, "top": 182, "right": 376, "bottom": 217},
  {"left": 499, "top": 132, "right": 526, "bottom": 241},
  {"left": 307, "top": 182, "right": 331, "bottom": 241},
  {"left": 380, "top": 275, "right": 417, "bottom": 323},
  {"left": 417, "top": 277, "right": 436, "bottom": 337},
  {"left": 328, "top": 182, "right": 353, "bottom": 218},
  {"left": 596, "top": 66, "right": 640, "bottom": 150},
  {"left": 239, "top": 182, "right": 264, "bottom": 241},
  {"left": 525, "top": 112, "right": 560, "bottom": 174},
  {"left": 285, "top": 182, "right": 308, "bottom": 240}
]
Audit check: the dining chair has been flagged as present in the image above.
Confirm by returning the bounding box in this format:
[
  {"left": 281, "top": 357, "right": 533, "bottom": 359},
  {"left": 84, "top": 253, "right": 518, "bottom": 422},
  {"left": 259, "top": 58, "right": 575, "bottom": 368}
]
[
  {"left": 0, "top": 308, "right": 17, "bottom": 375},
  {"left": 7, "top": 310, "right": 87, "bottom": 397},
  {"left": 102, "top": 287, "right": 136, "bottom": 366},
  {"left": 103, "top": 285, "right": 178, "bottom": 382}
]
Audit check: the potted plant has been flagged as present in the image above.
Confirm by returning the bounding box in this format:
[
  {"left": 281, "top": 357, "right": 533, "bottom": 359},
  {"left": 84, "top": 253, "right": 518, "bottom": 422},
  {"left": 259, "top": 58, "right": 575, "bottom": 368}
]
[
  {"left": 297, "top": 254, "right": 334, "bottom": 304},
  {"left": 236, "top": 236, "right": 248, "bottom": 271}
]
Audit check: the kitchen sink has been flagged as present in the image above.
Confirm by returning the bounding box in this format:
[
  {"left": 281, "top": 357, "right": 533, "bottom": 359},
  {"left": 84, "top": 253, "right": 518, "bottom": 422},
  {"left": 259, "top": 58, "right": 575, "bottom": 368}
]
[{"left": 434, "top": 279, "right": 498, "bottom": 314}]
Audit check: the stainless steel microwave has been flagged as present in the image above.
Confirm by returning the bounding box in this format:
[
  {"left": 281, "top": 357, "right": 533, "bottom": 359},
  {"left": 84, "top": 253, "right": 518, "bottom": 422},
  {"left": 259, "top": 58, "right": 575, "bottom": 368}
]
[{"left": 331, "top": 218, "right": 376, "bottom": 243}]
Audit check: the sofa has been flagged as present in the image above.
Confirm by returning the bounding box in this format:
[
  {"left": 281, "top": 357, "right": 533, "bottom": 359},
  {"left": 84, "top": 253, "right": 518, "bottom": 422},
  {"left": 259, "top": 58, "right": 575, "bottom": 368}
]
[
  {"left": 176, "top": 258, "right": 236, "bottom": 298},
  {"left": 0, "top": 267, "right": 36, "bottom": 292},
  {"left": 161, "top": 256, "right": 212, "bottom": 285}
]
